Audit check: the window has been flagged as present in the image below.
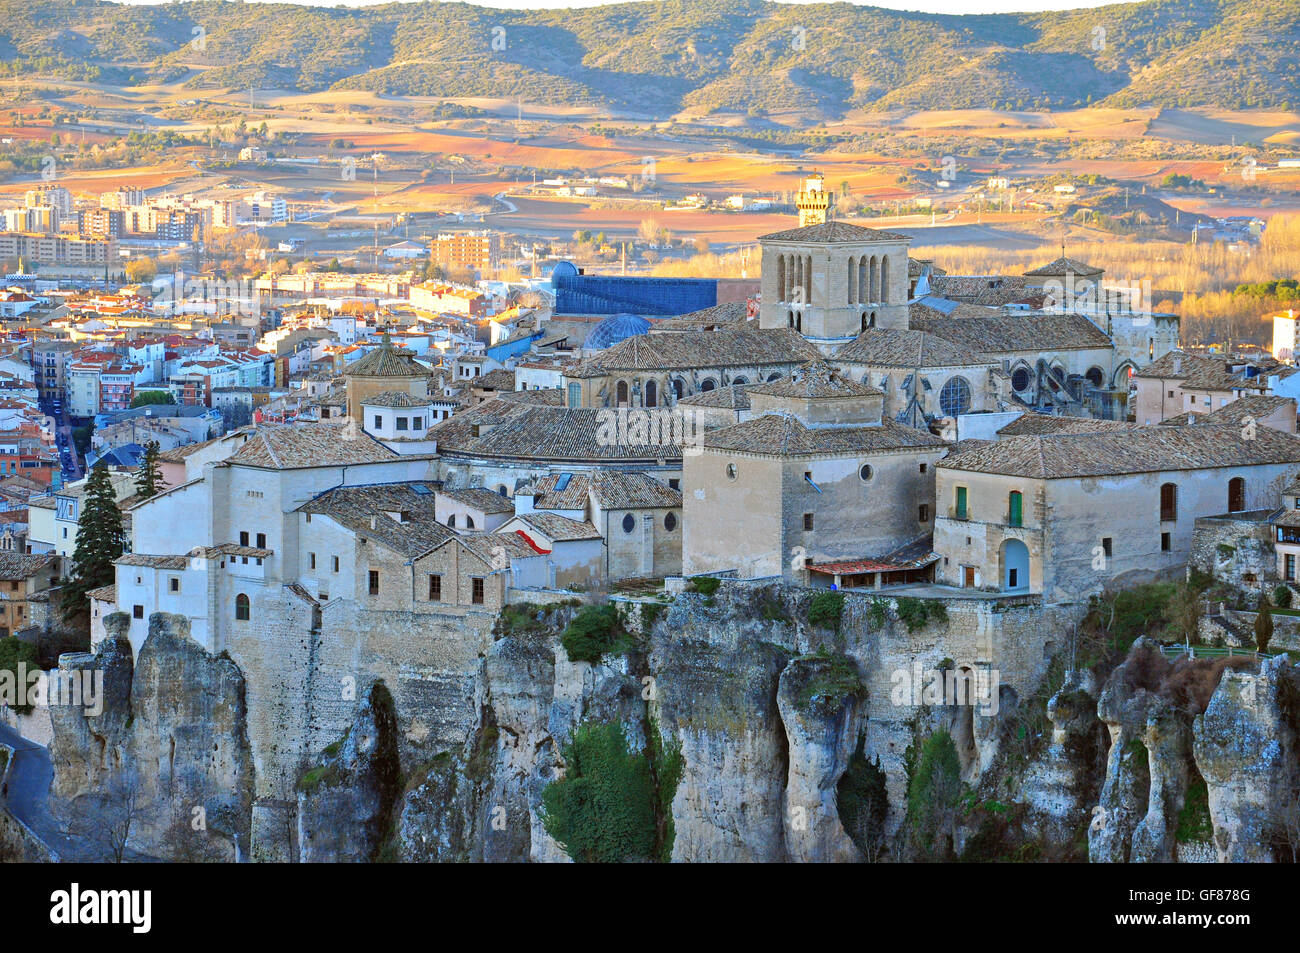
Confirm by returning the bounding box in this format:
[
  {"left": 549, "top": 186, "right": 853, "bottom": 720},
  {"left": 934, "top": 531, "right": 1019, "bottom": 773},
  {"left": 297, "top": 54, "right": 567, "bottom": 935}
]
[
  {"left": 803, "top": 513, "right": 814, "bottom": 531},
  {"left": 428, "top": 574, "right": 442, "bottom": 601},
  {"left": 239, "top": 531, "right": 249, "bottom": 546},
  {"left": 1008, "top": 491, "right": 1023, "bottom": 527},
  {"left": 1102, "top": 537, "right": 1113, "bottom": 558},
  {"left": 668, "top": 478, "right": 680, "bottom": 491},
  {"left": 333, "top": 556, "right": 339, "bottom": 573},
  {"left": 938, "top": 376, "right": 972, "bottom": 417},
  {"left": 373, "top": 415, "right": 382, "bottom": 429},
  {"left": 133, "top": 604, "right": 144, "bottom": 619},
  {"left": 448, "top": 514, "right": 457, "bottom": 528},
  {"left": 471, "top": 577, "right": 485, "bottom": 605},
  {"left": 664, "top": 512, "right": 677, "bottom": 531},
  {"left": 919, "top": 463, "right": 927, "bottom": 474},
  {"left": 309, "top": 553, "right": 316, "bottom": 569},
  {"left": 1011, "top": 367, "right": 1032, "bottom": 393},
  {"left": 255, "top": 533, "right": 266, "bottom": 549},
  {"left": 413, "top": 417, "right": 424, "bottom": 430},
  {"left": 235, "top": 594, "right": 249, "bottom": 621},
  {"left": 1160, "top": 482, "right": 1178, "bottom": 521},
  {"left": 368, "top": 570, "right": 380, "bottom": 596},
  {"left": 396, "top": 417, "right": 409, "bottom": 431},
  {"left": 1287, "top": 555, "right": 1296, "bottom": 581},
  {"left": 568, "top": 382, "right": 582, "bottom": 408},
  {"left": 622, "top": 514, "right": 636, "bottom": 534},
  {"left": 465, "top": 516, "right": 475, "bottom": 529},
  {"left": 918, "top": 504, "right": 929, "bottom": 522},
  {"left": 955, "top": 486, "right": 968, "bottom": 520},
  {"left": 1161, "top": 532, "right": 1171, "bottom": 552},
  {"left": 859, "top": 464, "right": 873, "bottom": 482},
  {"left": 169, "top": 577, "right": 180, "bottom": 592},
  {"left": 1228, "top": 477, "right": 1246, "bottom": 513},
  {"left": 725, "top": 463, "right": 737, "bottom": 480}
]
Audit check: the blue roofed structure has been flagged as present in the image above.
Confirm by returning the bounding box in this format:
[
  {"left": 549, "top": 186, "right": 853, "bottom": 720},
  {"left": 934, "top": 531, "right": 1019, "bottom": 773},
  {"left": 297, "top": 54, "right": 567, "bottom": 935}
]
[
  {"left": 586, "top": 313, "right": 651, "bottom": 351},
  {"left": 551, "top": 261, "right": 718, "bottom": 316}
]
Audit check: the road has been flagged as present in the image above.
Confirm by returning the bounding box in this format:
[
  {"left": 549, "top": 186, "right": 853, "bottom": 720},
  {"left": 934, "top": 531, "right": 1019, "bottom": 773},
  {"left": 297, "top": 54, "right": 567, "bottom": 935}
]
[{"left": 0, "top": 720, "right": 76, "bottom": 861}]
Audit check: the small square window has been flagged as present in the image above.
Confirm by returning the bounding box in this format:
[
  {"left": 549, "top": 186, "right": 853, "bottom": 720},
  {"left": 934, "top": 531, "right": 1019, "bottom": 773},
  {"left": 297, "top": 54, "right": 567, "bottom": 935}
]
[
  {"left": 368, "top": 570, "right": 380, "bottom": 596},
  {"left": 169, "top": 577, "right": 179, "bottom": 592},
  {"left": 803, "top": 513, "right": 814, "bottom": 531},
  {"left": 919, "top": 463, "right": 927, "bottom": 474},
  {"left": 133, "top": 604, "right": 144, "bottom": 619},
  {"left": 256, "top": 533, "right": 266, "bottom": 549},
  {"left": 1161, "top": 532, "right": 1171, "bottom": 552},
  {"left": 396, "top": 417, "right": 409, "bottom": 431},
  {"left": 239, "top": 531, "right": 249, "bottom": 546},
  {"left": 918, "top": 504, "right": 929, "bottom": 522},
  {"left": 1102, "top": 537, "right": 1113, "bottom": 558}
]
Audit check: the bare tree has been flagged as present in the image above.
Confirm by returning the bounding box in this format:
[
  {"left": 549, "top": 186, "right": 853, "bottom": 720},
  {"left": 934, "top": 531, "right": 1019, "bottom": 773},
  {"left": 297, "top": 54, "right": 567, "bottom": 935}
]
[{"left": 60, "top": 769, "right": 151, "bottom": 863}]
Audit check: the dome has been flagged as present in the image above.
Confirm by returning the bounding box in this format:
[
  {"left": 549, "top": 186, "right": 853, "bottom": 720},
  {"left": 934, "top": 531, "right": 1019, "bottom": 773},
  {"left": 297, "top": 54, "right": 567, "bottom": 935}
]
[{"left": 586, "top": 312, "right": 651, "bottom": 351}]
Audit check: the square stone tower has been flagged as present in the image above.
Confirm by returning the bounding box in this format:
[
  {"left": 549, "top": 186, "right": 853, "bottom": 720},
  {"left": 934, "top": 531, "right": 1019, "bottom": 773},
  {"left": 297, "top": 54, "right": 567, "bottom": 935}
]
[{"left": 758, "top": 221, "right": 912, "bottom": 344}]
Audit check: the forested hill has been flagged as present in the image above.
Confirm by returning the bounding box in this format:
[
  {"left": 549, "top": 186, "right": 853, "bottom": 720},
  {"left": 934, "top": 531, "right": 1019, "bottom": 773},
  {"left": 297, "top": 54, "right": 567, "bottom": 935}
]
[{"left": 2, "top": 0, "right": 1297, "bottom": 120}]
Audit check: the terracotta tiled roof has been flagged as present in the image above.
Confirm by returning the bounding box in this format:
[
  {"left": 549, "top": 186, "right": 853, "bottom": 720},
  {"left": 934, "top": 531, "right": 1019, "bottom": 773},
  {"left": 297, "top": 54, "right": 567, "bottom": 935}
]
[
  {"left": 1023, "top": 256, "right": 1104, "bottom": 277},
  {"left": 361, "top": 391, "right": 434, "bottom": 408},
  {"left": 227, "top": 423, "right": 400, "bottom": 469},
  {"left": 705, "top": 412, "right": 947, "bottom": 456},
  {"left": 565, "top": 326, "right": 822, "bottom": 377},
  {"left": 508, "top": 512, "right": 603, "bottom": 542},
  {"left": 747, "top": 360, "right": 882, "bottom": 399},
  {"left": 651, "top": 301, "right": 750, "bottom": 331},
  {"left": 299, "top": 482, "right": 453, "bottom": 557},
  {"left": 908, "top": 310, "right": 1111, "bottom": 353},
  {"left": 474, "top": 369, "right": 515, "bottom": 391},
  {"left": 677, "top": 384, "right": 750, "bottom": 410},
  {"left": 0, "top": 551, "right": 54, "bottom": 580},
  {"left": 86, "top": 584, "right": 115, "bottom": 603},
  {"left": 1131, "top": 349, "right": 1218, "bottom": 380},
  {"left": 591, "top": 470, "right": 681, "bottom": 509},
  {"left": 117, "top": 553, "right": 190, "bottom": 569},
  {"left": 344, "top": 340, "right": 428, "bottom": 378},
  {"left": 1197, "top": 394, "right": 1296, "bottom": 426},
  {"left": 439, "top": 487, "right": 515, "bottom": 514},
  {"left": 758, "top": 221, "right": 910, "bottom": 243},
  {"left": 938, "top": 423, "right": 1300, "bottom": 478},
  {"left": 996, "top": 412, "right": 1141, "bottom": 436},
  {"left": 834, "top": 328, "right": 984, "bottom": 368}
]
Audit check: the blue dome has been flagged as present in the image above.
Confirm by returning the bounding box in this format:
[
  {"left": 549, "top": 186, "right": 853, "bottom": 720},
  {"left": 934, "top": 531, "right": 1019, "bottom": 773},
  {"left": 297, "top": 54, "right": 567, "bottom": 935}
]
[{"left": 586, "top": 312, "right": 651, "bottom": 350}]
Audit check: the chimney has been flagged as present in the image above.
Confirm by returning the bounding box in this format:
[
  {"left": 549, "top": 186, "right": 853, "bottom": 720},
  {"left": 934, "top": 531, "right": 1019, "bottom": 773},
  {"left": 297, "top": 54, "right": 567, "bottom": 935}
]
[{"left": 1172, "top": 357, "right": 1181, "bottom": 375}]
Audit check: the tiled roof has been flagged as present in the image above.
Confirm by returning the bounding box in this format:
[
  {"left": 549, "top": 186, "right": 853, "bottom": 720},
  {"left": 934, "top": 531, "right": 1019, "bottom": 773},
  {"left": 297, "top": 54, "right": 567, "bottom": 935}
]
[
  {"left": 591, "top": 470, "right": 681, "bottom": 509},
  {"left": 299, "top": 483, "right": 453, "bottom": 558},
  {"left": 705, "top": 412, "right": 948, "bottom": 456},
  {"left": 474, "top": 369, "right": 515, "bottom": 391},
  {"left": 651, "top": 301, "right": 750, "bottom": 331},
  {"left": 1196, "top": 394, "right": 1296, "bottom": 426},
  {"left": 565, "top": 326, "right": 822, "bottom": 377},
  {"left": 156, "top": 431, "right": 247, "bottom": 463},
  {"left": 526, "top": 471, "right": 592, "bottom": 510},
  {"left": 677, "top": 384, "right": 750, "bottom": 410},
  {"left": 747, "top": 360, "right": 882, "bottom": 399},
  {"left": 227, "top": 423, "right": 400, "bottom": 469},
  {"left": 0, "top": 551, "right": 54, "bottom": 580},
  {"left": 189, "top": 544, "right": 273, "bottom": 558},
  {"left": 430, "top": 398, "right": 684, "bottom": 463},
  {"left": 344, "top": 340, "right": 428, "bottom": 378},
  {"left": 758, "top": 221, "right": 910, "bottom": 243},
  {"left": 908, "top": 310, "right": 1111, "bottom": 353},
  {"left": 938, "top": 423, "right": 1300, "bottom": 478},
  {"left": 497, "top": 388, "right": 566, "bottom": 406},
  {"left": 834, "top": 328, "right": 983, "bottom": 368},
  {"left": 460, "top": 531, "right": 549, "bottom": 562},
  {"left": 117, "top": 553, "right": 190, "bottom": 569},
  {"left": 927, "top": 275, "right": 1030, "bottom": 303},
  {"left": 1023, "top": 257, "right": 1104, "bottom": 277},
  {"left": 1178, "top": 363, "right": 1269, "bottom": 393},
  {"left": 508, "top": 512, "right": 603, "bottom": 542},
  {"left": 86, "top": 584, "right": 115, "bottom": 603},
  {"left": 996, "top": 412, "right": 1141, "bottom": 436},
  {"left": 1132, "top": 349, "right": 1218, "bottom": 380},
  {"left": 361, "top": 391, "right": 434, "bottom": 407},
  {"left": 439, "top": 487, "right": 515, "bottom": 514}
]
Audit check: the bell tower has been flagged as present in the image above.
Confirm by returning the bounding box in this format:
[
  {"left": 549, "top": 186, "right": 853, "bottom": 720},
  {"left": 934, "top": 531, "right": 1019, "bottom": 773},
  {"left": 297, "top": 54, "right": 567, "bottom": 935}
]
[{"left": 795, "top": 174, "right": 830, "bottom": 227}]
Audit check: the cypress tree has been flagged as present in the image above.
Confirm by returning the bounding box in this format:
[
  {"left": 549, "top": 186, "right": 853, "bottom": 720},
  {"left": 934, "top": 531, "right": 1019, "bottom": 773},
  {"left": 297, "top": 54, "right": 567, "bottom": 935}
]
[
  {"left": 59, "top": 464, "right": 125, "bottom": 623},
  {"left": 134, "top": 440, "right": 162, "bottom": 499}
]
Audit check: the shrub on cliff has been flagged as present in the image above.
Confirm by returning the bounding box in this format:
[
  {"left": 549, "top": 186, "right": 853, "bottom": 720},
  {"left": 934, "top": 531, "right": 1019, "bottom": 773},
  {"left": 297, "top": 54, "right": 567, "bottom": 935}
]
[
  {"left": 560, "top": 604, "right": 627, "bottom": 663},
  {"left": 0, "top": 636, "right": 40, "bottom": 715},
  {"left": 906, "top": 730, "right": 965, "bottom": 861},
  {"left": 808, "top": 591, "right": 845, "bottom": 631},
  {"left": 838, "top": 734, "right": 889, "bottom": 861},
  {"left": 541, "top": 720, "right": 672, "bottom": 863},
  {"left": 1275, "top": 586, "right": 1293, "bottom": 609}
]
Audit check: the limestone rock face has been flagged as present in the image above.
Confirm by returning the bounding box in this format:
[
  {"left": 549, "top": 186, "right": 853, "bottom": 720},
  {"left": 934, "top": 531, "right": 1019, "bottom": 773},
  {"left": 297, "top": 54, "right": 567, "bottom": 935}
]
[
  {"left": 1193, "top": 655, "right": 1300, "bottom": 862},
  {"left": 47, "top": 613, "right": 134, "bottom": 801},
  {"left": 1019, "top": 668, "right": 1102, "bottom": 843},
  {"left": 298, "top": 683, "right": 402, "bottom": 863},
  {"left": 775, "top": 654, "right": 863, "bottom": 863}
]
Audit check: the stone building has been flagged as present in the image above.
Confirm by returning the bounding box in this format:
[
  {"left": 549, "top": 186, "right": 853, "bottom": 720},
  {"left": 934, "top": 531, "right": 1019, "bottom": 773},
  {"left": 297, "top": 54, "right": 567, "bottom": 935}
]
[
  {"left": 683, "top": 362, "right": 948, "bottom": 580},
  {"left": 0, "top": 551, "right": 59, "bottom": 637},
  {"left": 933, "top": 423, "right": 1300, "bottom": 603},
  {"left": 342, "top": 335, "right": 431, "bottom": 420}
]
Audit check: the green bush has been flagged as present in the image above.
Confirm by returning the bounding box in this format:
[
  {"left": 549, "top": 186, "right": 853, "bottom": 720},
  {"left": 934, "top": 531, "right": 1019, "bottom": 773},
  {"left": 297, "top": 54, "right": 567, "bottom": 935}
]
[
  {"left": 907, "top": 731, "right": 965, "bottom": 861},
  {"left": 0, "top": 637, "right": 39, "bottom": 715},
  {"left": 689, "top": 576, "right": 721, "bottom": 597},
  {"left": 797, "top": 648, "right": 863, "bottom": 715},
  {"left": 1275, "top": 586, "right": 1293, "bottom": 609},
  {"left": 895, "top": 597, "right": 946, "bottom": 632},
  {"left": 560, "top": 604, "right": 627, "bottom": 664},
  {"left": 808, "top": 591, "right": 845, "bottom": 630},
  {"left": 541, "top": 721, "right": 668, "bottom": 863},
  {"left": 1176, "top": 768, "right": 1213, "bottom": 844},
  {"left": 837, "top": 735, "right": 889, "bottom": 860}
]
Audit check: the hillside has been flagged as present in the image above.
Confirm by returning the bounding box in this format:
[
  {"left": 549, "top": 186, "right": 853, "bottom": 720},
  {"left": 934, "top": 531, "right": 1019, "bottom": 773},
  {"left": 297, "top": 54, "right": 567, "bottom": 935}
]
[{"left": 0, "top": 0, "right": 1298, "bottom": 121}]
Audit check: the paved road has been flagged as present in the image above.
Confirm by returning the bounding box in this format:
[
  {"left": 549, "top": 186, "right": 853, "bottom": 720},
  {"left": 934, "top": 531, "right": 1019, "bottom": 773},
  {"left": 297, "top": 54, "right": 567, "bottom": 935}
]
[{"left": 0, "top": 720, "right": 74, "bottom": 861}]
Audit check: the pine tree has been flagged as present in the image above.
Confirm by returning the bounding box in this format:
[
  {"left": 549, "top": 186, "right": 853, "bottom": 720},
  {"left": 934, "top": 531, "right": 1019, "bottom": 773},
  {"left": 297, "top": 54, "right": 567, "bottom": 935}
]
[
  {"left": 134, "top": 440, "right": 162, "bottom": 500},
  {"left": 59, "top": 465, "right": 125, "bottom": 623},
  {"left": 1256, "top": 592, "right": 1274, "bottom": 655}
]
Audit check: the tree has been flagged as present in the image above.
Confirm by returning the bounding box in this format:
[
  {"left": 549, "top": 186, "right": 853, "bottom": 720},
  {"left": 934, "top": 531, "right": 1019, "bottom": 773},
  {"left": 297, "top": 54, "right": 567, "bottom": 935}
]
[
  {"left": 134, "top": 441, "right": 162, "bottom": 500},
  {"left": 129, "top": 390, "right": 175, "bottom": 409},
  {"left": 59, "top": 465, "right": 125, "bottom": 624},
  {"left": 1166, "top": 583, "right": 1202, "bottom": 643},
  {"left": 907, "top": 730, "right": 964, "bottom": 861},
  {"left": 124, "top": 257, "right": 158, "bottom": 285},
  {"left": 1256, "top": 592, "right": 1274, "bottom": 654}
]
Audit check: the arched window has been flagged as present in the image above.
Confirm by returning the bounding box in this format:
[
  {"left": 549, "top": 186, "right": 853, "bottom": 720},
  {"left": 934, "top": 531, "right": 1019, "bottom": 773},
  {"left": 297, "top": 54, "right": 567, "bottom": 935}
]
[
  {"left": 1229, "top": 477, "right": 1246, "bottom": 513},
  {"left": 700, "top": 378, "right": 717, "bottom": 392},
  {"left": 235, "top": 593, "right": 250, "bottom": 621},
  {"left": 465, "top": 515, "right": 475, "bottom": 529},
  {"left": 664, "top": 512, "right": 677, "bottom": 531},
  {"left": 497, "top": 485, "right": 509, "bottom": 497},
  {"left": 645, "top": 379, "right": 658, "bottom": 408},
  {"left": 939, "top": 376, "right": 972, "bottom": 417},
  {"left": 622, "top": 513, "right": 636, "bottom": 533},
  {"left": 1008, "top": 491, "right": 1023, "bottom": 527},
  {"left": 1160, "top": 482, "right": 1177, "bottom": 521},
  {"left": 671, "top": 378, "right": 684, "bottom": 399},
  {"left": 448, "top": 514, "right": 457, "bottom": 528},
  {"left": 880, "top": 255, "right": 890, "bottom": 303},
  {"left": 1085, "top": 366, "right": 1105, "bottom": 388},
  {"left": 767, "top": 372, "right": 782, "bottom": 382},
  {"left": 847, "top": 257, "right": 857, "bottom": 304},
  {"left": 616, "top": 380, "right": 629, "bottom": 406}
]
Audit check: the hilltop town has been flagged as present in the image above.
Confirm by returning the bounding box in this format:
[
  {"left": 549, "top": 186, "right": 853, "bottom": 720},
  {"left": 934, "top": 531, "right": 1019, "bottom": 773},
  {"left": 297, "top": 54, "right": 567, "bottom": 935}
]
[{"left": 0, "top": 165, "right": 1297, "bottom": 866}]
